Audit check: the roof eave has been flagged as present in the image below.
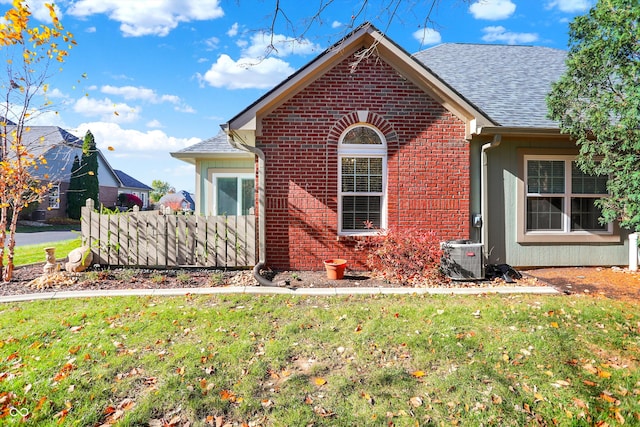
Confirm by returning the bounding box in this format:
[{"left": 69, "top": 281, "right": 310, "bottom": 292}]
[
  {"left": 170, "top": 151, "right": 253, "bottom": 165},
  {"left": 476, "top": 126, "right": 563, "bottom": 137}
]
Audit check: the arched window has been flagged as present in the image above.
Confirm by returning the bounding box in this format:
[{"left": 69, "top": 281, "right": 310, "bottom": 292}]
[{"left": 338, "top": 124, "right": 387, "bottom": 233}]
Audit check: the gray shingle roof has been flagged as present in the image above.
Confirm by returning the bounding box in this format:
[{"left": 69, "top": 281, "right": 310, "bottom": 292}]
[
  {"left": 114, "top": 170, "right": 152, "bottom": 190},
  {"left": 175, "top": 132, "right": 246, "bottom": 154},
  {"left": 413, "top": 43, "right": 567, "bottom": 128}
]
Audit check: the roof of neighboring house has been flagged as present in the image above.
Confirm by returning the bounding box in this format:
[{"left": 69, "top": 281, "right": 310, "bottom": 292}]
[
  {"left": 413, "top": 43, "right": 567, "bottom": 128},
  {"left": 170, "top": 132, "right": 251, "bottom": 163},
  {"left": 4, "top": 124, "right": 123, "bottom": 186},
  {"left": 114, "top": 170, "right": 152, "bottom": 191}
]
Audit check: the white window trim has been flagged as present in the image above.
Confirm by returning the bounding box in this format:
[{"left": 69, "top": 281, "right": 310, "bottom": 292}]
[
  {"left": 48, "top": 184, "right": 60, "bottom": 210},
  {"left": 523, "top": 154, "right": 613, "bottom": 237},
  {"left": 337, "top": 124, "right": 388, "bottom": 236},
  {"left": 211, "top": 172, "right": 255, "bottom": 216}
]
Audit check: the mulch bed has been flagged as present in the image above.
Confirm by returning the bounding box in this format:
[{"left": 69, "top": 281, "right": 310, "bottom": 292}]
[{"left": 2, "top": 263, "right": 639, "bottom": 303}]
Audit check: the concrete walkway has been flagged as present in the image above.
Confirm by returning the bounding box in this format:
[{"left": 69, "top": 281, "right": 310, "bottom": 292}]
[{"left": 0, "top": 285, "right": 559, "bottom": 303}]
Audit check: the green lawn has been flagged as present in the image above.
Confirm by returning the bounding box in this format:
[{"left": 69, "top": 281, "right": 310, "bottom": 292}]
[
  {"left": 6, "top": 237, "right": 82, "bottom": 266},
  {"left": 0, "top": 293, "right": 638, "bottom": 426}
]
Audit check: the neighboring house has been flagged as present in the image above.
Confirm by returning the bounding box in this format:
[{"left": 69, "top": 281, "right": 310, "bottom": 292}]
[
  {"left": 4, "top": 124, "right": 147, "bottom": 220},
  {"left": 114, "top": 169, "right": 152, "bottom": 209},
  {"left": 172, "top": 23, "right": 630, "bottom": 270}
]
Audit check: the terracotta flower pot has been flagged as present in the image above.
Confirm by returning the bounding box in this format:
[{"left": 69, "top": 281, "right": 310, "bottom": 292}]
[{"left": 324, "top": 259, "right": 347, "bottom": 280}]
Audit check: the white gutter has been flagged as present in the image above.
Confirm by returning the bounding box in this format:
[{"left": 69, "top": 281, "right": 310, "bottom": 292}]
[
  {"left": 480, "top": 134, "right": 502, "bottom": 248},
  {"left": 225, "top": 130, "right": 276, "bottom": 287}
]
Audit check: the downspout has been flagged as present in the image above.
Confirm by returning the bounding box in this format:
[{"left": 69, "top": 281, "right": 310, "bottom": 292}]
[
  {"left": 480, "top": 134, "right": 502, "bottom": 249},
  {"left": 226, "top": 130, "right": 275, "bottom": 287}
]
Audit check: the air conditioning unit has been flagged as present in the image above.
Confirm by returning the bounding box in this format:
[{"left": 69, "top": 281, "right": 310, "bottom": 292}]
[{"left": 441, "top": 240, "right": 485, "bottom": 280}]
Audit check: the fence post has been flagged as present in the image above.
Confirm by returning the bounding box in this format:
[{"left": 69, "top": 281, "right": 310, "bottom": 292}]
[{"left": 81, "top": 199, "right": 96, "bottom": 259}]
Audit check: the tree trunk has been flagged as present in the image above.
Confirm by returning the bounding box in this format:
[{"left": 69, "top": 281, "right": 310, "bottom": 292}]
[
  {"left": 0, "top": 205, "right": 7, "bottom": 281},
  {"left": 2, "top": 204, "right": 20, "bottom": 282}
]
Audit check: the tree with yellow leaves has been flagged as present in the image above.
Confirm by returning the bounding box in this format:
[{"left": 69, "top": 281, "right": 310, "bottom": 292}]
[{"left": 0, "top": 0, "right": 75, "bottom": 282}]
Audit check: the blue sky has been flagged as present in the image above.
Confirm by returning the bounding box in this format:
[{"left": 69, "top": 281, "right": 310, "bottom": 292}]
[{"left": 2, "top": 0, "right": 594, "bottom": 193}]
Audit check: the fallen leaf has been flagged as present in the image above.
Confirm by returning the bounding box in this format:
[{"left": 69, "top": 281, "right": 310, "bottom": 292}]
[
  {"left": 411, "top": 370, "right": 426, "bottom": 378},
  {"left": 35, "top": 396, "right": 47, "bottom": 411},
  {"left": 573, "top": 397, "right": 588, "bottom": 409},
  {"left": 220, "top": 389, "right": 237, "bottom": 402},
  {"left": 550, "top": 322, "right": 559, "bottom": 328},
  {"left": 613, "top": 410, "right": 625, "bottom": 424},
  {"left": 597, "top": 369, "right": 611, "bottom": 379},
  {"left": 313, "top": 377, "right": 327, "bottom": 386},
  {"left": 409, "top": 396, "right": 423, "bottom": 407},
  {"left": 599, "top": 392, "right": 617, "bottom": 403}
]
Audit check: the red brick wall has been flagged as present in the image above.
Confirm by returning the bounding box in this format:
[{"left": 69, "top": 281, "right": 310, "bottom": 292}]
[{"left": 258, "top": 51, "right": 470, "bottom": 270}]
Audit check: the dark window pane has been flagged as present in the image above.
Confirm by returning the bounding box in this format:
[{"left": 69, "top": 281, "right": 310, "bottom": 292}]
[
  {"left": 369, "top": 158, "right": 382, "bottom": 174},
  {"left": 342, "top": 157, "right": 354, "bottom": 175},
  {"left": 241, "top": 179, "right": 254, "bottom": 215},
  {"left": 571, "top": 197, "right": 607, "bottom": 231},
  {"left": 342, "top": 195, "right": 381, "bottom": 230},
  {"left": 370, "top": 176, "right": 382, "bottom": 192},
  {"left": 342, "top": 176, "right": 354, "bottom": 192},
  {"left": 571, "top": 162, "right": 608, "bottom": 194},
  {"left": 527, "top": 160, "right": 564, "bottom": 194},
  {"left": 217, "top": 177, "right": 238, "bottom": 215},
  {"left": 355, "top": 158, "right": 369, "bottom": 174},
  {"left": 526, "top": 197, "right": 563, "bottom": 231}
]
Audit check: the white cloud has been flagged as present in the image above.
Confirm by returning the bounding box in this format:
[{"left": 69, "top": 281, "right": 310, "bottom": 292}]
[
  {"left": 227, "top": 22, "right": 239, "bottom": 37},
  {"left": 469, "top": 0, "right": 516, "bottom": 20},
  {"left": 74, "top": 121, "right": 200, "bottom": 153},
  {"left": 197, "top": 54, "right": 294, "bottom": 90},
  {"left": 412, "top": 28, "right": 442, "bottom": 45},
  {"left": 331, "top": 21, "right": 343, "bottom": 29},
  {"left": 197, "top": 31, "right": 320, "bottom": 90},
  {"left": 69, "top": 122, "right": 199, "bottom": 192},
  {"left": 242, "top": 32, "right": 322, "bottom": 59},
  {"left": 481, "top": 26, "right": 538, "bottom": 44},
  {"left": 73, "top": 97, "right": 140, "bottom": 123},
  {"left": 100, "top": 85, "right": 180, "bottom": 104},
  {"left": 546, "top": 0, "right": 592, "bottom": 13},
  {"left": 66, "top": 0, "right": 224, "bottom": 37},
  {"left": 204, "top": 36, "right": 220, "bottom": 50},
  {"left": 146, "top": 119, "right": 164, "bottom": 128}
]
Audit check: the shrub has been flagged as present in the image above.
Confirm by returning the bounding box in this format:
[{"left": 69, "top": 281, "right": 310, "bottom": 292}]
[
  {"left": 118, "top": 193, "right": 143, "bottom": 209},
  {"left": 358, "top": 227, "right": 445, "bottom": 286},
  {"left": 46, "top": 217, "right": 81, "bottom": 225}
]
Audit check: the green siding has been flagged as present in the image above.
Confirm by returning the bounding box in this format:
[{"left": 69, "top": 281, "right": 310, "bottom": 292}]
[
  {"left": 197, "top": 158, "right": 254, "bottom": 215},
  {"left": 483, "top": 138, "right": 629, "bottom": 267}
]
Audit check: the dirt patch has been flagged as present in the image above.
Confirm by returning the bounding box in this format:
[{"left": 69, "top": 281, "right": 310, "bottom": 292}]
[{"left": 521, "top": 266, "right": 640, "bottom": 303}]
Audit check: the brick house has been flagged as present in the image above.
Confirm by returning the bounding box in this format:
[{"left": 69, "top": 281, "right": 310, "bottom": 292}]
[{"left": 173, "top": 23, "right": 631, "bottom": 271}]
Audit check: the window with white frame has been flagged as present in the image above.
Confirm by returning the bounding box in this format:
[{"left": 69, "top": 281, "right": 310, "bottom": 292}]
[
  {"left": 525, "top": 155, "right": 610, "bottom": 234},
  {"left": 212, "top": 173, "right": 254, "bottom": 216},
  {"left": 338, "top": 125, "right": 387, "bottom": 234},
  {"left": 48, "top": 184, "right": 60, "bottom": 209}
]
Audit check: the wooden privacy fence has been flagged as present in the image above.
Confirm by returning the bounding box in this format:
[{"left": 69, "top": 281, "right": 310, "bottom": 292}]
[{"left": 81, "top": 199, "right": 256, "bottom": 268}]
